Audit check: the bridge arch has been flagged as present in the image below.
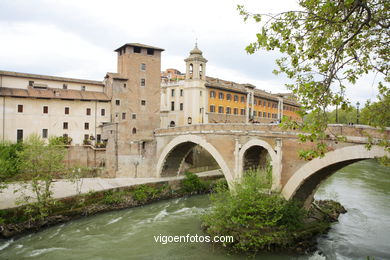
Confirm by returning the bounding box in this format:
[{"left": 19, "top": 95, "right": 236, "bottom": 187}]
[
  {"left": 282, "top": 145, "right": 388, "bottom": 208},
  {"left": 238, "top": 139, "right": 280, "bottom": 189},
  {"left": 156, "top": 135, "right": 234, "bottom": 184}
]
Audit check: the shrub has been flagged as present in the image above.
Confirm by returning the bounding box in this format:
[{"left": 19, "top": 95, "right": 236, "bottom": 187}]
[
  {"left": 181, "top": 172, "right": 207, "bottom": 193},
  {"left": 0, "top": 141, "right": 23, "bottom": 182},
  {"left": 132, "top": 185, "right": 160, "bottom": 202},
  {"left": 103, "top": 190, "right": 127, "bottom": 205},
  {"left": 202, "top": 168, "right": 306, "bottom": 253}
]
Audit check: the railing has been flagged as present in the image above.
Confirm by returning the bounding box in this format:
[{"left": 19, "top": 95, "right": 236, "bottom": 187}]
[{"left": 154, "top": 123, "right": 390, "bottom": 140}]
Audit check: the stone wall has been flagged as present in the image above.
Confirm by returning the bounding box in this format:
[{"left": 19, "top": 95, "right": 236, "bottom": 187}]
[{"left": 64, "top": 145, "right": 106, "bottom": 169}]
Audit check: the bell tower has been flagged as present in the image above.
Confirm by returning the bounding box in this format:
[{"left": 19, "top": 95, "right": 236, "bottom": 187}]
[
  {"left": 183, "top": 43, "right": 208, "bottom": 124},
  {"left": 185, "top": 43, "right": 207, "bottom": 80}
]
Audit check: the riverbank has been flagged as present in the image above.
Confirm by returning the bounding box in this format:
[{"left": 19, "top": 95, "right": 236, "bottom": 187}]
[
  {"left": 0, "top": 172, "right": 224, "bottom": 239},
  {"left": 1, "top": 171, "right": 347, "bottom": 255}
]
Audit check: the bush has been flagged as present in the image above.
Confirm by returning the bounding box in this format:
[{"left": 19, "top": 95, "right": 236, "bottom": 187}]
[
  {"left": 103, "top": 190, "right": 127, "bottom": 205},
  {"left": 132, "top": 185, "right": 160, "bottom": 202},
  {"left": 181, "top": 172, "right": 207, "bottom": 193},
  {"left": 0, "top": 141, "right": 23, "bottom": 181},
  {"left": 202, "top": 168, "right": 306, "bottom": 253}
]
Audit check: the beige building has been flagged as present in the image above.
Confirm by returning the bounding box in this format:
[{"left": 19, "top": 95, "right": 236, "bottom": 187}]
[
  {"left": 0, "top": 70, "right": 110, "bottom": 145},
  {"left": 160, "top": 45, "right": 301, "bottom": 128}
]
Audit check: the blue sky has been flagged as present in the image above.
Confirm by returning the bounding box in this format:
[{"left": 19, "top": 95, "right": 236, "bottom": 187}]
[{"left": 0, "top": 0, "right": 380, "bottom": 105}]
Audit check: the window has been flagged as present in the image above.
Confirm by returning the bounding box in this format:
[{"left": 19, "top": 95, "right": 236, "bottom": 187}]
[
  {"left": 123, "top": 83, "right": 127, "bottom": 88},
  {"left": 43, "top": 106, "right": 48, "bottom": 114},
  {"left": 226, "top": 107, "right": 231, "bottom": 114},
  {"left": 81, "top": 86, "right": 86, "bottom": 91},
  {"left": 218, "top": 92, "right": 224, "bottom": 100},
  {"left": 17, "top": 104, "right": 23, "bottom": 113},
  {"left": 226, "top": 94, "right": 231, "bottom": 101},
  {"left": 180, "top": 103, "right": 183, "bottom": 111},
  {"left": 84, "top": 123, "right": 89, "bottom": 130},
  {"left": 263, "top": 101, "right": 266, "bottom": 107},
  {"left": 258, "top": 100, "right": 262, "bottom": 106},
  {"left": 253, "top": 111, "right": 256, "bottom": 117},
  {"left": 28, "top": 81, "right": 34, "bottom": 86},
  {"left": 218, "top": 106, "right": 224, "bottom": 114},
  {"left": 254, "top": 100, "right": 257, "bottom": 105},
  {"left": 132, "top": 128, "right": 137, "bottom": 134},
  {"left": 42, "top": 129, "right": 48, "bottom": 138},
  {"left": 84, "top": 134, "right": 89, "bottom": 141},
  {"left": 268, "top": 102, "right": 271, "bottom": 108},
  {"left": 17, "top": 129, "right": 23, "bottom": 142},
  {"left": 171, "top": 89, "right": 175, "bottom": 97},
  {"left": 63, "top": 84, "right": 68, "bottom": 89},
  {"left": 97, "top": 134, "right": 101, "bottom": 143},
  {"left": 210, "top": 91, "right": 216, "bottom": 98},
  {"left": 180, "top": 89, "right": 183, "bottom": 96},
  {"left": 132, "top": 113, "right": 136, "bottom": 119},
  {"left": 263, "top": 112, "right": 266, "bottom": 117},
  {"left": 86, "top": 108, "right": 91, "bottom": 115},
  {"left": 141, "top": 78, "right": 145, "bottom": 87},
  {"left": 210, "top": 105, "right": 215, "bottom": 112},
  {"left": 141, "top": 100, "right": 146, "bottom": 106},
  {"left": 258, "top": 111, "right": 262, "bottom": 117},
  {"left": 234, "top": 95, "right": 238, "bottom": 102},
  {"left": 241, "top": 96, "right": 245, "bottom": 103},
  {"left": 141, "top": 63, "right": 146, "bottom": 71},
  {"left": 240, "top": 109, "right": 245, "bottom": 115},
  {"left": 134, "top": 46, "right": 141, "bottom": 53},
  {"left": 65, "top": 107, "right": 69, "bottom": 114},
  {"left": 268, "top": 113, "right": 271, "bottom": 118},
  {"left": 122, "top": 113, "right": 126, "bottom": 120},
  {"left": 63, "top": 122, "right": 68, "bottom": 129},
  {"left": 234, "top": 108, "right": 238, "bottom": 115},
  {"left": 116, "top": 100, "right": 120, "bottom": 106},
  {"left": 101, "top": 109, "right": 105, "bottom": 116},
  {"left": 147, "top": 48, "right": 154, "bottom": 55},
  {"left": 171, "top": 101, "right": 175, "bottom": 111},
  {"left": 200, "top": 91, "right": 202, "bottom": 96}
]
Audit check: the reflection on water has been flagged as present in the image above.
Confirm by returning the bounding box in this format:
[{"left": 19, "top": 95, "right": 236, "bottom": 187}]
[{"left": 0, "top": 159, "right": 389, "bottom": 260}]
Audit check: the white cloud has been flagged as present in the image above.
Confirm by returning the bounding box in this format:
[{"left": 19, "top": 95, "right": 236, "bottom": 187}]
[{"left": 0, "top": 0, "right": 383, "bottom": 104}]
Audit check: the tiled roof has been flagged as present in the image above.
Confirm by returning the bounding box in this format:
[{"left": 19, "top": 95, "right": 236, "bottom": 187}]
[
  {"left": 0, "top": 70, "right": 104, "bottom": 85},
  {"left": 105, "top": 72, "right": 128, "bottom": 80},
  {"left": 206, "top": 76, "right": 299, "bottom": 106},
  {"left": 114, "top": 43, "right": 165, "bottom": 52},
  {"left": 0, "top": 87, "right": 110, "bottom": 101}
]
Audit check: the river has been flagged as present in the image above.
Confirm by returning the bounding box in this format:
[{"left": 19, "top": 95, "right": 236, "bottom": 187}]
[{"left": 0, "top": 159, "right": 389, "bottom": 260}]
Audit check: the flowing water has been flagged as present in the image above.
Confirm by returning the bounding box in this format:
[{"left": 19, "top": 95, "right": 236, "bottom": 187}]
[{"left": 0, "top": 159, "right": 389, "bottom": 260}]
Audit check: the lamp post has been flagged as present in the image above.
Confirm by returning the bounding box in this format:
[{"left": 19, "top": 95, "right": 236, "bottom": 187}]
[{"left": 356, "top": 101, "right": 360, "bottom": 124}]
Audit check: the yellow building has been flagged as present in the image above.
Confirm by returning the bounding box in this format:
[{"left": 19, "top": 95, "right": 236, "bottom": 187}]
[{"left": 160, "top": 45, "right": 301, "bottom": 128}]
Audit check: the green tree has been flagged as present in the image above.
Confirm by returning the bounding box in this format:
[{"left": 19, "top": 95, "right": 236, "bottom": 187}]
[
  {"left": 202, "top": 169, "right": 305, "bottom": 253},
  {"left": 0, "top": 141, "right": 23, "bottom": 184},
  {"left": 16, "top": 134, "right": 66, "bottom": 220},
  {"left": 360, "top": 85, "right": 390, "bottom": 127},
  {"left": 238, "top": 0, "right": 389, "bottom": 158}
]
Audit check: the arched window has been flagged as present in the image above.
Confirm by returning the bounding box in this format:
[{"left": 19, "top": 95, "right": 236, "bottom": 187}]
[
  {"left": 170, "top": 121, "right": 176, "bottom": 127},
  {"left": 189, "top": 64, "right": 193, "bottom": 79},
  {"left": 132, "top": 128, "right": 137, "bottom": 134},
  {"left": 200, "top": 64, "right": 203, "bottom": 78}
]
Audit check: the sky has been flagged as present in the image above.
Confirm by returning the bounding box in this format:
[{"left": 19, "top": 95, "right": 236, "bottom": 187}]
[{"left": 0, "top": 0, "right": 381, "bottom": 106}]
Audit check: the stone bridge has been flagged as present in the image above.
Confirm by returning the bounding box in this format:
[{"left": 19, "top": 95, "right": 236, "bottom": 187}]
[{"left": 154, "top": 124, "right": 389, "bottom": 207}]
